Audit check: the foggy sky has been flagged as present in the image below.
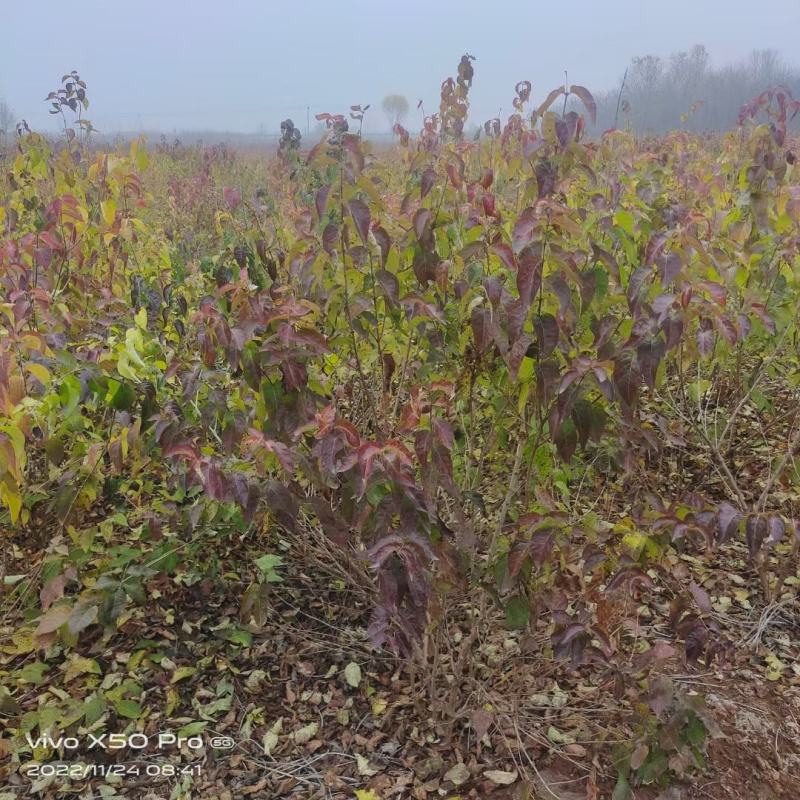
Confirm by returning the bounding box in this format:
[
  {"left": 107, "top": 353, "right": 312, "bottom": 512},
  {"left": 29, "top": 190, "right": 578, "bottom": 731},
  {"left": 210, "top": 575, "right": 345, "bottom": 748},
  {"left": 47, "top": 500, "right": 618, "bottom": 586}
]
[{"left": 2, "top": 0, "right": 798, "bottom": 135}]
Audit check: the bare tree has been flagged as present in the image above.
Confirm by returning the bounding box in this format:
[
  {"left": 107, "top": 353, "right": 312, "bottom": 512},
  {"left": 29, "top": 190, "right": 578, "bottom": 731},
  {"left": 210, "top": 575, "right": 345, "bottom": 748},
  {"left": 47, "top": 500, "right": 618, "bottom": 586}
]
[
  {"left": 589, "top": 46, "right": 800, "bottom": 134},
  {"left": 382, "top": 94, "right": 409, "bottom": 130},
  {"left": 0, "top": 99, "right": 14, "bottom": 137}
]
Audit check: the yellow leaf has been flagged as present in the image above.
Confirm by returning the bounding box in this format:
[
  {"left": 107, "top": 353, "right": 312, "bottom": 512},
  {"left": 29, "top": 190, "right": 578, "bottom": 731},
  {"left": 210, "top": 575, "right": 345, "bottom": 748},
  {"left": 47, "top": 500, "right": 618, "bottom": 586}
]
[
  {"left": 0, "top": 482, "right": 22, "bottom": 523},
  {"left": 64, "top": 656, "right": 101, "bottom": 683},
  {"left": 541, "top": 111, "right": 557, "bottom": 144},
  {"left": 355, "top": 792, "right": 381, "bottom": 800},
  {"left": 5, "top": 627, "right": 36, "bottom": 655},
  {"left": 101, "top": 199, "right": 116, "bottom": 227},
  {"left": 131, "top": 136, "right": 149, "bottom": 171},
  {"left": 764, "top": 652, "right": 784, "bottom": 681},
  {"left": 171, "top": 666, "right": 196, "bottom": 684},
  {"left": 25, "top": 363, "right": 51, "bottom": 386},
  {"left": 165, "top": 687, "right": 179, "bottom": 716},
  {"left": 371, "top": 697, "right": 387, "bottom": 715},
  {"left": 733, "top": 589, "right": 751, "bottom": 610}
]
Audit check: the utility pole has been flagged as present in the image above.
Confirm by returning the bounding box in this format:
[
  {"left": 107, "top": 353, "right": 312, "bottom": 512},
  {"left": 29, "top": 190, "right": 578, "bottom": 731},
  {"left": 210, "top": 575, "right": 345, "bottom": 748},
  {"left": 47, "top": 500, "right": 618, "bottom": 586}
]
[{"left": 306, "top": 105, "right": 310, "bottom": 136}]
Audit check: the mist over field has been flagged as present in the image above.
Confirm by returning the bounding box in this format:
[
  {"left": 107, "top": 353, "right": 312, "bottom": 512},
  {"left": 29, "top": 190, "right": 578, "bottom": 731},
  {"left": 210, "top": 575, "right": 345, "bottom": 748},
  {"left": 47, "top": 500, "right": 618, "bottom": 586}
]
[{"left": 2, "top": 0, "right": 800, "bottom": 138}]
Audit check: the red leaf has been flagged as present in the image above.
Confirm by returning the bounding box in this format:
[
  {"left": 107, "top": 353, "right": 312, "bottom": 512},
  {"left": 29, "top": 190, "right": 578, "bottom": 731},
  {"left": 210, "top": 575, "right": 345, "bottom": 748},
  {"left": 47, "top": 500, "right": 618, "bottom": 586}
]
[
  {"left": 569, "top": 85, "right": 597, "bottom": 124},
  {"left": 491, "top": 242, "right": 517, "bottom": 272},
  {"left": 222, "top": 187, "right": 241, "bottom": 211},
  {"left": 470, "top": 306, "right": 493, "bottom": 354},
  {"left": 512, "top": 207, "right": 538, "bottom": 253},
  {"left": 537, "top": 87, "right": 565, "bottom": 118},
  {"left": 163, "top": 443, "right": 200, "bottom": 463},
  {"left": 446, "top": 162, "right": 462, "bottom": 190},
  {"left": 201, "top": 460, "right": 227, "bottom": 500},
  {"left": 40, "top": 574, "right": 66, "bottom": 610}
]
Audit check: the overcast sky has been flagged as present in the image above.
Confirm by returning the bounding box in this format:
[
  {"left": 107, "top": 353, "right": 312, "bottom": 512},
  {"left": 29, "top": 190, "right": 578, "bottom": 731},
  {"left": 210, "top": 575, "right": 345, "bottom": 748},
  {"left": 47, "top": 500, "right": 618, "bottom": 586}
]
[{"left": 2, "top": 0, "right": 798, "bottom": 134}]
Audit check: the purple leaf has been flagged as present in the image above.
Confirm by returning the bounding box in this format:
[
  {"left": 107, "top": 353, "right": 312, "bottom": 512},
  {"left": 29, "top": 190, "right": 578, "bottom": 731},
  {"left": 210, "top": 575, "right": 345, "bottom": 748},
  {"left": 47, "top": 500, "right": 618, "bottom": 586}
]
[
  {"left": 516, "top": 246, "right": 543, "bottom": 307},
  {"left": 717, "top": 501, "right": 742, "bottom": 543},
  {"left": 413, "top": 208, "right": 432, "bottom": 242},
  {"left": 420, "top": 167, "right": 436, "bottom": 199},
  {"left": 372, "top": 225, "right": 391, "bottom": 265},
  {"left": 315, "top": 186, "right": 331, "bottom": 221},
  {"left": 697, "top": 323, "right": 714, "bottom": 357},
  {"left": 348, "top": 198, "right": 371, "bottom": 245},
  {"left": 766, "top": 515, "right": 785, "bottom": 547},
  {"left": 745, "top": 514, "right": 768, "bottom": 559},
  {"left": 636, "top": 337, "right": 666, "bottom": 389},
  {"left": 613, "top": 350, "right": 641, "bottom": 408}
]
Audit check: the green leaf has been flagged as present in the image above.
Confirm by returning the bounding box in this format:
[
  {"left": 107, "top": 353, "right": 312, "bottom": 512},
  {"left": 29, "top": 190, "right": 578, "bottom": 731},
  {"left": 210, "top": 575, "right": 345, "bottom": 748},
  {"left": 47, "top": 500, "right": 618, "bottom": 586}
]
[
  {"left": 505, "top": 596, "right": 530, "bottom": 630},
  {"left": 17, "top": 662, "right": 49, "bottom": 685},
  {"left": 83, "top": 694, "right": 108, "bottom": 725},
  {"left": 612, "top": 771, "right": 633, "bottom": 800},
  {"left": 613, "top": 209, "right": 635, "bottom": 236},
  {"left": 114, "top": 699, "right": 142, "bottom": 719},
  {"left": 685, "top": 713, "right": 707, "bottom": 747},
  {"left": 58, "top": 375, "right": 82, "bottom": 415},
  {"left": 254, "top": 554, "right": 283, "bottom": 582},
  {"left": 225, "top": 628, "right": 252, "bottom": 647},
  {"left": 178, "top": 721, "right": 207, "bottom": 736},
  {"left": 109, "top": 381, "right": 136, "bottom": 411}
]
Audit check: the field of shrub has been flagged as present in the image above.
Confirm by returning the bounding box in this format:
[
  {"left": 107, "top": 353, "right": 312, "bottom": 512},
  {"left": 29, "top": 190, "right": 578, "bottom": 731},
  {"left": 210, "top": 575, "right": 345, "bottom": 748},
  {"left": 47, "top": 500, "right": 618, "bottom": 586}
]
[{"left": 1, "top": 61, "right": 800, "bottom": 799}]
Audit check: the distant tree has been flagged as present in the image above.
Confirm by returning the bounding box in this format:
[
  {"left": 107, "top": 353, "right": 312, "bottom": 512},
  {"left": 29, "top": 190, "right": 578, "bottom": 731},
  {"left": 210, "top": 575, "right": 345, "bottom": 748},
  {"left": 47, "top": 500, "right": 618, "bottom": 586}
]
[
  {"left": 382, "top": 94, "right": 409, "bottom": 129},
  {"left": 0, "top": 99, "right": 14, "bottom": 136},
  {"left": 590, "top": 45, "right": 800, "bottom": 134}
]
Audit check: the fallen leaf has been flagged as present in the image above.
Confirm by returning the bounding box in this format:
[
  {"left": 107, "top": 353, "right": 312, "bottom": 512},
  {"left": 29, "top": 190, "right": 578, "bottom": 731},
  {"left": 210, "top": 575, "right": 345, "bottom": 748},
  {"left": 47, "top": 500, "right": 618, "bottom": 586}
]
[
  {"left": 471, "top": 708, "right": 494, "bottom": 740},
  {"left": 444, "top": 762, "right": 470, "bottom": 786},
  {"left": 356, "top": 753, "right": 378, "bottom": 776},
  {"left": 344, "top": 661, "right": 362, "bottom": 688},
  {"left": 263, "top": 718, "right": 283, "bottom": 756},
  {"left": 371, "top": 697, "right": 388, "bottom": 715},
  {"left": 171, "top": 666, "right": 196, "bottom": 683},
  {"left": 293, "top": 722, "right": 319, "bottom": 744},
  {"left": 547, "top": 725, "right": 576, "bottom": 745},
  {"left": 484, "top": 769, "right": 518, "bottom": 785}
]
